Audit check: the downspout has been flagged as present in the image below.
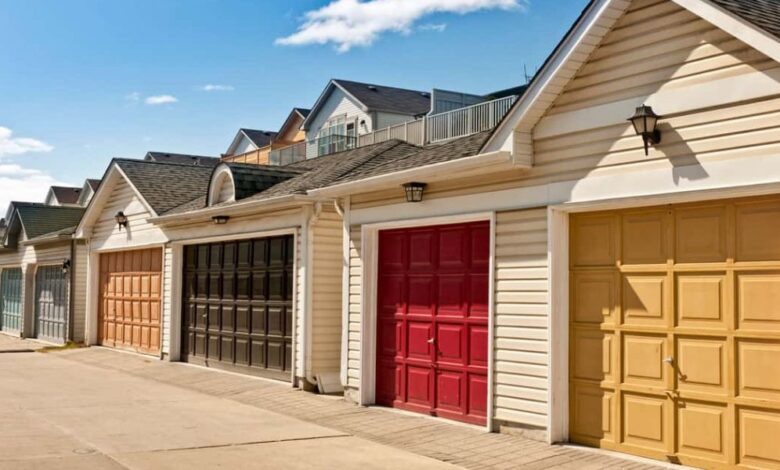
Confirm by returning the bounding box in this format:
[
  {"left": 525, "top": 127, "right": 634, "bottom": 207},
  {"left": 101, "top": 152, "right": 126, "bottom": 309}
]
[
  {"left": 334, "top": 197, "right": 351, "bottom": 387},
  {"left": 303, "top": 202, "right": 322, "bottom": 387}
]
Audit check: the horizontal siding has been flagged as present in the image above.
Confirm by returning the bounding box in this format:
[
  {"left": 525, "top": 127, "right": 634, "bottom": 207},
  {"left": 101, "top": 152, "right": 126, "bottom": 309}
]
[
  {"left": 310, "top": 209, "right": 343, "bottom": 375},
  {"left": 493, "top": 209, "right": 549, "bottom": 428},
  {"left": 346, "top": 226, "right": 362, "bottom": 390},
  {"left": 91, "top": 177, "right": 165, "bottom": 249}
]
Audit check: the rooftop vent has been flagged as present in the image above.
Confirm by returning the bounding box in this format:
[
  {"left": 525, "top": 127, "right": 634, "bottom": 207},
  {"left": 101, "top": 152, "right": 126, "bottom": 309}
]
[
  {"left": 420, "top": 92, "right": 430, "bottom": 98},
  {"left": 367, "top": 85, "right": 378, "bottom": 91}
]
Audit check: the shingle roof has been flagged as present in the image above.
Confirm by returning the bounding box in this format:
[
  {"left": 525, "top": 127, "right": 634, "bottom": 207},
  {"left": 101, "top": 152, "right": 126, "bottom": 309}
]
[
  {"left": 710, "top": 0, "right": 780, "bottom": 39},
  {"left": 145, "top": 152, "right": 220, "bottom": 166},
  {"left": 241, "top": 129, "right": 278, "bottom": 148},
  {"left": 115, "top": 159, "right": 214, "bottom": 215},
  {"left": 12, "top": 203, "right": 86, "bottom": 240},
  {"left": 224, "top": 163, "right": 304, "bottom": 201},
  {"left": 334, "top": 79, "right": 431, "bottom": 116},
  {"left": 86, "top": 179, "right": 101, "bottom": 191},
  {"left": 50, "top": 186, "right": 82, "bottom": 205},
  {"left": 165, "top": 131, "right": 493, "bottom": 216},
  {"left": 294, "top": 108, "right": 311, "bottom": 119}
]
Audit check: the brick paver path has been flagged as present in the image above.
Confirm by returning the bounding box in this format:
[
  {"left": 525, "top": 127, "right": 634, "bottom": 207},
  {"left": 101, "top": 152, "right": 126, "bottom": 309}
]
[{"left": 54, "top": 346, "right": 670, "bottom": 470}]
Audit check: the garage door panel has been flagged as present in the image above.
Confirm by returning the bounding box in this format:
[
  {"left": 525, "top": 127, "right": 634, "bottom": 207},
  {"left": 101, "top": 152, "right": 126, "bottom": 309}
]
[
  {"left": 676, "top": 273, "right": 727, "bottom": 330},
  {"left": 572, "top": 214, "right": 617, "bottom": 267},
  {"left": 738, "top": 407, "right": 780, "bottom": 469},
  {"left": 677, "top": 400, "right": 728, "bottom": 463},
  {"left": 377, "top": 221, "right": 489, "bottom": 425},
  {"left": 676, "top": 336, "right": 728, "bottom": 395},
  {"left": 573, "top": 271, "right": 617, "bottom": 325},
  {"left": 675, "top": 206, "right": 728, "bottom": 264},
  {"left": 572, "top": 328, "right": 615, "bottom": 383},
  {"left": 571, "top": 384, "right": 615, "bottom": 443},
  {"left": 737, "top": 271, "right": 780, "bottom": 331},
  {"left": 571, "top": 197, "right": 780, "bottom": 467},
  {"left": 622, "top": 275, "right": 667, "bottom": 327},
  {"left": 735, "top": 200, "right": 780, "bottom": 261},
  {"left": 737, "top": 340, "right": 780, "bottom": 401},
  {"left": 182, "top": 236, "right": 294, "bottom": 379},
  {"left": 621, "top": 392, "right": 669, "bottom": 452},
  {"left": 622, "top": 334, "right": 667, "bottom": 388},
  {"left": 622, "top": 211, "right": 669, "bottom": 265}
]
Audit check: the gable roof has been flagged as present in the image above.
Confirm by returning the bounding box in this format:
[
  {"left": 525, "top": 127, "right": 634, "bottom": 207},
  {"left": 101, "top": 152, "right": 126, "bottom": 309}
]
[
  {"left": 145, "top": 152, "right": 219, "bottom": 166},
  {"left": 483, "top": 0, "right": 780, "bottom": 154},
  {"left": 4, "top": 202, "right": 85, "bottom": 246},
  {"left": 303, "top": 79, "right": 431, "bottom": 130},
  {"left": 86, "top": 179, "right": 101, "bottom": 191},
  {"left": 709, "top": 0, "right": 780, "bottom": 39},
  {"left": 277, "top": 108, "right": 311, "bottom": 141},
  {"left": 115, "top": 159, "right": 215, "bottom": 215},
  {"left": 49, "top": 186, "right": 82, "bottom": 205},
  {"left": 241, "top": 129, "right": 278, "bottom": 148}
]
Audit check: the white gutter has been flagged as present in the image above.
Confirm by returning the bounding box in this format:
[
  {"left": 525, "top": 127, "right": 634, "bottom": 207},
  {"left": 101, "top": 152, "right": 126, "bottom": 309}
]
[
  {"left": 308, "top": 150, "right": 516, "bottom": 198},
  {"left": 150, "top": 194, "right": 322, "bottom": 225}
]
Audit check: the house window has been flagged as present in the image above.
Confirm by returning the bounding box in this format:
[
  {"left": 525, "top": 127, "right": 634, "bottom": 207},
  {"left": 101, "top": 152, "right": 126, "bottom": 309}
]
[{"left": 317, "top": 115, "right": 356, "bottom": 156}]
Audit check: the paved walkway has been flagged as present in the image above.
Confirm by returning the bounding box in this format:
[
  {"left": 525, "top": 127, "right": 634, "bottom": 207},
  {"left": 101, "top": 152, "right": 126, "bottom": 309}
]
[{"left": 0, "top": 335, "right": 670, "bottom": 469}]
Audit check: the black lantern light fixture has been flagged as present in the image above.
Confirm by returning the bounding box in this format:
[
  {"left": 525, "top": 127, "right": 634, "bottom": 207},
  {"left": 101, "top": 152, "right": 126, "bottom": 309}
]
[
  {"left": 628, "top": 105, "right": 662, "bottom": 156},
  {"left": 212, "top": 215, "right": 230, "bottom": 225},
  {"left": 61, "top": 259, "right": 71, "bottom": 275},
  {"left": 114, "top": 211, "right": 128, "bottom": 230},
  {"left": 403, "top": 182, "right": 427, "bottom": 203}
]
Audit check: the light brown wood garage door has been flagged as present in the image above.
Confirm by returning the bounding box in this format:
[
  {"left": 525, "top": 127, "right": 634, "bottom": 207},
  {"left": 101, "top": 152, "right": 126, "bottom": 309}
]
[
  {"left": 570, "top": 196, "right": 780, "bottom": 469},
  {"left": 99, "top": 248, "right": 162, "bottom": 354}
]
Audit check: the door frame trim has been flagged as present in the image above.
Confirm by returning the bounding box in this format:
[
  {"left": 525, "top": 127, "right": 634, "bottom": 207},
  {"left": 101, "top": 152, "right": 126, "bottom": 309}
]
[
  {"left": 168, "top": 227, "right": 299, "bottom": 384},
  {"left": 358, "top": 211, "right": 496, "bottom": 431},
  {"left": 546, "top": 184, "right": 780, "bottom": 445}
]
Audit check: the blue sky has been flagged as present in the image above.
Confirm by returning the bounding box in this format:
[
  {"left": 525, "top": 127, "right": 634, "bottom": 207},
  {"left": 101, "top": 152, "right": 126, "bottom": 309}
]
[{"left": 0, "top": 0, "right": 588, "bottom": 209}]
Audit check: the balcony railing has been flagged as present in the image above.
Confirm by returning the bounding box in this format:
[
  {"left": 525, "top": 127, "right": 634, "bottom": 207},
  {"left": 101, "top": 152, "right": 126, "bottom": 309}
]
[
  {"left": 356, "top": 95, "right": 518, "bottom": 149},
  {"left": 269, "top": 141, "right": 306, "bottom": 166},
  {"left": 306, "top": 134, "right": 357, "bottom": 159}
]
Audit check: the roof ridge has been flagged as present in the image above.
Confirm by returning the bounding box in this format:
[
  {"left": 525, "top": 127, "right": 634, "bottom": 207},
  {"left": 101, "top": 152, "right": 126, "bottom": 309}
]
[
  {"left": 333, "top": 78, "right": 428, "bottom": 94},
  {"left": 115, "top": 158, "right": 215, "bottom": 169}
]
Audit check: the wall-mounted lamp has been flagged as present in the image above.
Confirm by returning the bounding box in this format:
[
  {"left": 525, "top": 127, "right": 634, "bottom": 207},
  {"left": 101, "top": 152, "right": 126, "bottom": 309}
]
[
  {"left": 61, "top": 259, "right": 71, "bottom": 275},
  {"left": 114, "top": 211, "right": 128, "bottom": 230},
  {"left": 212, "top": 215, "right": 230, "bottom": 225},
  {"left": 628, "top": 105, "right": 662, "bottom": 156},
  {"left": 403, "top": 182, "right": 427, "bottom": 203}
]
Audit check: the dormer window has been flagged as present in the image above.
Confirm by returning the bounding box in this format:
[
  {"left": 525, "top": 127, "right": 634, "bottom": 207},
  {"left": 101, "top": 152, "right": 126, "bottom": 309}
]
[{"left": 207, "top": 165, "right": 236, "bottom": 206}]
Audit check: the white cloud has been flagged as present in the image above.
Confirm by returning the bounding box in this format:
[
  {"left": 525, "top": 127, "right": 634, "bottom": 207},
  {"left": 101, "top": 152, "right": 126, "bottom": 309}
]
[
  {"left": 276, "top": 0, "right": 526, "bottom": 52},
  {"left": 0, "top": 127, "right": 54, "bottom": 157},
  {"left": 0, "top": 167, "right": 67, "bottom": 214},
  {"left": 145, "top": 95, "right": 178, "bottom": 105},
  {"left": 200, "top": 84, "right": 235, "bottom": 92},
  {"left": 125, "top": 91, "right": 141, "bottom": 102},
  {"left": 419, "top": 22, "right": 447, "bottom": 32}
]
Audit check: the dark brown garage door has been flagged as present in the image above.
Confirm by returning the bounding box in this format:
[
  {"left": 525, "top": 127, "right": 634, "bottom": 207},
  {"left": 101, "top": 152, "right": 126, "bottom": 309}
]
[{"left": 182, "top": 235, "right": 294, "bottom": 380}]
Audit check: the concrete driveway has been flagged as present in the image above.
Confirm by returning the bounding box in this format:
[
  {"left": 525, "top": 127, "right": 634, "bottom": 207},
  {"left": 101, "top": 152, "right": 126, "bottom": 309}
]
[{"left": 0, "top": 336, "right": 455, "bottom": 470}]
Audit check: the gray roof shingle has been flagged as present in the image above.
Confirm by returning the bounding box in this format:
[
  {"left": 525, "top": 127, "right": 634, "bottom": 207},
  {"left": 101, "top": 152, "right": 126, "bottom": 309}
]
[
  {"left": 225, "top": 163, "right": 304, "bottom": 201},
  {"left": 12, "top": 203, "right": 86, "bottom": 240},
  {"left": 710, "top": 0, "right": 780, "bottom": 39},
  {"left": 241, "top": 129, "right": 278, "bottom": 148},
  {"left": 115, "top": 159, "right": 214, "bottom": 215},
  {"left": 50, "top": 186, "right": 82, "bottom": 205},
  {"left": 145, "top": 152, "right": 220, "bottom": 166},
  {"left": 334, "top": 79, "right": 431, "bottom": 116}
]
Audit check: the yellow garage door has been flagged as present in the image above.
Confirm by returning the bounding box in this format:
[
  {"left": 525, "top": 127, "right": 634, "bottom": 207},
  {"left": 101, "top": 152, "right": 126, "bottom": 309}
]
[{"left": 570, "top": 196, "right": 780, "bottom": 469}]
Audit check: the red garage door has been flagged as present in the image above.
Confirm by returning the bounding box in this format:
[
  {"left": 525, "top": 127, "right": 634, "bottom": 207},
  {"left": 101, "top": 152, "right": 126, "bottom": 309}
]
[{"left": 376, "top": 221, "right": 490, "bottom": 425}]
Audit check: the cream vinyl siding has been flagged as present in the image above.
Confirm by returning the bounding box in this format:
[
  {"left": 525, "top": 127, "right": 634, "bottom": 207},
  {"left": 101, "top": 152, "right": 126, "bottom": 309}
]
[
  {"left": 310, "top": 209, "right": 343, "bottom": 375},
  {"left": 307, "top": 88, "right": 370, "bottom": 137},
  {"left": 72, "top": 242, "right": 88, "bottom": 342},
  {"left": 90, "top": 177, "right": 165, "bottom": 250},
  {"left": 162, "top": 246, "right": 173, "bottom": 354},
  {"left": 346, "top": 226, "right": 362, "bottom": 390},
  {"left": 493, "top": 209, "right": 549, "bottom": 428}
]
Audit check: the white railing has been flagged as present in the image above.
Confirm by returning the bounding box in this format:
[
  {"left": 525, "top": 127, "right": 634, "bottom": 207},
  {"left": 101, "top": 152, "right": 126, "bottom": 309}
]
[
  {"left": 355, "top": 95, "right": 517, "bottom": 149},
  {"left": 426, "top": 95, "right": 517, "bottom": 143}
]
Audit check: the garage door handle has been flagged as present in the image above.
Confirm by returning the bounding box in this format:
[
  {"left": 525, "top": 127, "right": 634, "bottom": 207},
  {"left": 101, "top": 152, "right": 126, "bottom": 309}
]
[
  {"left": 663, "top": 357, "right": 674, "bottom": 365},
  {"left": 427, "top": 338, "right": 435, "bottom": 344}
]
